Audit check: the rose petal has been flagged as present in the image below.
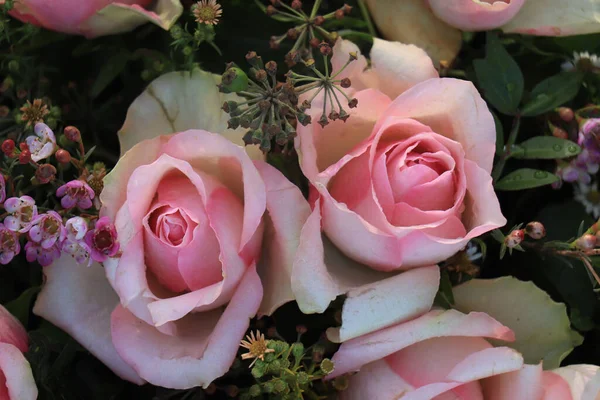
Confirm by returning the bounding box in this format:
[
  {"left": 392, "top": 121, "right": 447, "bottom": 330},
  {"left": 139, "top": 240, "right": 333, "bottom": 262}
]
[
  {"left": 428, "top": 0, "right": 526, "bottom": 31},
  {"left": 111, "top": 264, "right": 262, "bottom": 389},
  {"left": 502, "top": 0, "right": 600, "bottom": 36},
  {"left": 329, "top": 309, "right": 515, "bottom": 379},
  {"left": 339, "top": 359, "right": 413, "bottom": 400},
  {"left": 253, "top": 161, "right": 312, "bottom": 316},
  {"left": 79, "top": 0, "right": 183, "bottom": 38},
  {"left": 552, "top": 364, "right": 600, "bottom": 400},
  {"left": 32, "top": 255, "right": 143, "bottom": 384},
  {"left": 118, "top": 69, "right": 261, "bottom": 159},
  {"left": 375, "top": 78, "right": 496, "bottom": 173},
  {"left": 0, "top": 343, "right": 38, "bottom": 400},
  {"left": 296, "top": 89, "right": 391, "bottom": 181},
  {"left": 364, "top": 0, "right": 462, "bottom": 64},
  {"left": 0, "top": 305, "right": 28, "bottom": 353},
  {"left": 326, "top": 266, "right": 440, "bottom": 343},
  {"left": 481, "top": 363, "right": 545, "bottom": 400}
]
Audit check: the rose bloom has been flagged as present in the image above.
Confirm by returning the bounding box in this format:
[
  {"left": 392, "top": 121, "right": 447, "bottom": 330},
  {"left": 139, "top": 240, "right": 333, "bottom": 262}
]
[
  {"left": 255, "top": 38, "right": 505, "bottom": 342},
  {"left": 7, "top": 0, "right": 183, "bottom": 38},
  {"left": 0, "top": 305, "right": 37, "bottom": 400},
  {"left": 33, "top": 70, "right": 309, "bottom": 389},
  {"left": 363, "top": 0, "right": 600, "bottom": 64}
]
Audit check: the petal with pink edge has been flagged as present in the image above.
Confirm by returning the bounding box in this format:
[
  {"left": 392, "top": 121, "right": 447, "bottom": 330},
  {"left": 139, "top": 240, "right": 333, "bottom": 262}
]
[
  {"left": 32, "top": 255, "right": 143, "bottom": 384},
  {"left": 326, "top": 266, "right": 440, "bottom": 343},
  {"left": 111, "top": 265, "right": 262, "bottom": 389},
  {"left": 253, "top": 161, "right": 312, "bottom": 316},
  {"left": 118, "top": 68, "right": 261, "bottom": 159},
  {"left": 552, "top": 364, "right": 600, "bottom": 400},
  {"left": 0, "top": 305, "right": 28, "bottom": 353},
  {"left": 0, "top": 343, "right": 38, "bottom": 400},
  {"left": 329, "top": 309, "right": 515, "bottom": 379},
  {"left": 79, "top": 0, "right": 183, "bottom": 38},
  {"left": 428, "top": 0, "right": 526, "bottom": 31},
  {"left": 502, "top": 0, "right": 600, "bottom": 37},
  {"left": 481, "top": 363, "right": 545, "bottom": 400},
  {"left": 339, "top": 359, "right": 414, "bottom": 400},
  {"left": 364, "top": 0, "right": 462, "bottom": 64},
  {"left": 375, "top": 78, "right": 496, "bottom": 173}
]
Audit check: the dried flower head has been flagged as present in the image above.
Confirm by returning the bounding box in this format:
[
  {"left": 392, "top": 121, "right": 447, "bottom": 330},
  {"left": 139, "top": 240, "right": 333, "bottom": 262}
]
[
  {"left": 240, "top": 330, "right": 275, "bottom": 367},
  {"left": 19, "top": 98, "right": 49, "bottom": 128},
  {"left": 192, "top": 0, "right": 222, "bottom": 25}
]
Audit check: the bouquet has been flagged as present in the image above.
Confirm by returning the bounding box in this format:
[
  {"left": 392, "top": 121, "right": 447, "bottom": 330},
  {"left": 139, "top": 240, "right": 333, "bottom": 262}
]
[{"left": 1, "top": 0, "right": 600, "bottom": 399}]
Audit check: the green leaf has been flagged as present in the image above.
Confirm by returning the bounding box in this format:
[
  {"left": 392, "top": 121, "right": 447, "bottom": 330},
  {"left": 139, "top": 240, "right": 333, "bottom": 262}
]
[
  {"left": 493, "top": 112, "right": 504, "bottom": 156},
  {"left": 521, "top": 72, "right": 583, "bottom": 117},
  {"left": 495, "top": 168, "right": 559, "bottom": 191},
  {"left": 90, "top": 50, "right": 131, "bottom": 98},
  {"left": 4, "top": 286, "right": 40, "bottom": 327},
  {"left": 434, "top": 269, "right": 455, "bottom": 309},
  {"left": 512, "top": 136, "right": 581, "bottom": 159},
  {"left": 453, "top": 277, "right": 583, "bottom": 369},
  {"left": 473, "top": 33, "right": 523, "bottom": 115}
]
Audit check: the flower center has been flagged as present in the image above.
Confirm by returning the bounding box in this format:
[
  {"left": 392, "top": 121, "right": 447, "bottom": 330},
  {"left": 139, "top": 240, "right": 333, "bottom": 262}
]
[
  {"left": 148, "top": 206, "right": 192, "bottom": 247},
  {"left": 94, "top": 229, "right": 114, "bottom": 251}
]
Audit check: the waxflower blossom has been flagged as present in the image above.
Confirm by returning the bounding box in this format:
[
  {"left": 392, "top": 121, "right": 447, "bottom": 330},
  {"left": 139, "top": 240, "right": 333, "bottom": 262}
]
[
  {"left": 0, "top": 223, "right": 20, "bottom": 264},
  {"left": 62, "top": 239, "right": 92, "bottom": 267},
  {"left": 85, "top": 217, "right": 119, "bottom": 262},
  {"left": 56, "top": 180, "right": 95, "bottom": 210},
  {"left": 28, "top": 211, "right": 66, "bottom": 249},
  {"left": 555, "top": 118, "right": 600, "bottom": 185},
  {"left": 65, "top": 217, "right": 88, "bottom": 241},
  {"left": 19, "top": 99, "right": 49, "bottom": 128},
  {"left": 24, "top": 240, "right": 61, "bottom": 267},
  {"left": 25, "top": 122, "right": 56, "bottom": 162},
  {"left": 4, "top": 196, "right": 38, "bottom": 233}
]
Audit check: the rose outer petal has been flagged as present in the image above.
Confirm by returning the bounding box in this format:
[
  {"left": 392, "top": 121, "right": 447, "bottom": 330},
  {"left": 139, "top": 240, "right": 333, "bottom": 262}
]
[
  {"left": 0, "top": 343, "right": 38, "bottom": 400},
  {"left": 428, "top": 0, "right": 526, "bottom": 31},
  {"left": 0, "top": 305, "right": 28, "bottom": 353},
  {"left": 111, "top": 264, "right": 262, "bottom": 389}
]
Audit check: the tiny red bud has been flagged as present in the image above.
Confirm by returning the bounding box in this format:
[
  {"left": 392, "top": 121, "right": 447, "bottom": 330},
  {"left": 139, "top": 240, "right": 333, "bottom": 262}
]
[
  {"left": 266, "top": 5, "right": 277, "bottom": 15},
  {"left": 2, "top": 139, "right": 15, "bottom": 156},
  {"left": 313, "top": 15, "right": 325, "bottom": 26},
  {"left": 576, "top": 234, "right": 597, "bottom": 251},
  {"left": 319, "top": 42, "right": 332, "bottom": 56},
  {"left": 335, "top": 9, "right": 345, "bottom": 19},
  {"left": 287, "top": 28, "right": 299, "bottom": 39},
  {"left": 340, "top": 77, "right": 351, "bottom": 88},
  {"left": 291, "top": 0, "right": 302, "bottom": 9},
  {"left": 309, "top": 37, "right": 321, "bottom": 48},
  {"left": 348, "top": 98, "right": 358, "bottom": 108},
  {"left": 558, "top": 107, "right": 574, "bottom": 122},
  {"left": 552, "top": 127, "right": 569, "bottom": 139},
  {"left": 19, "top": 142, "right": 28, "bottom": 151},
  {"left": 525, "top": 222, "right": 546, "bottom": 240},
  {"left": 296, "top": 325, "right": 308, "bottom": 334},
  {"left": 505, "top": 229, "right": 525, "bottom": 248},
  {"left": 19, "top": 150, "right": 31, "bottom": 164},
  {"left": 55, "top": 149, "right": 71, "bottom": 164},
  {"left": 64, "top": 125, "right": 81, "bottom": 142}
]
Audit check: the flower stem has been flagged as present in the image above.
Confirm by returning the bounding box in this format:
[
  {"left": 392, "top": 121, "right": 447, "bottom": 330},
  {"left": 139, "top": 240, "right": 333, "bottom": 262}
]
[
  {"left": 357, "top": 0, "right": 377, "bottom": 37},
  {"left": 492, "top": 113, "right": 521, "bottom": 182}
]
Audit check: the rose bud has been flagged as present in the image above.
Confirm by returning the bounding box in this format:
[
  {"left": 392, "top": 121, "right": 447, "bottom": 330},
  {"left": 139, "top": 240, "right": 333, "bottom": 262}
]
[
  {"left": 505, "top": 229, "right": 525, "bottom": 248},
  {"left": 525, "top": 221, "right": 546, "bottom": 240}
]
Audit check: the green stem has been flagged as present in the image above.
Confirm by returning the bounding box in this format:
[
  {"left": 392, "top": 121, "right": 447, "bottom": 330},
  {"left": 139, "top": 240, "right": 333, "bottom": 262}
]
[
  {"left": 357, "top": 0, "right": 377, "bottom": 37},
  {"left": 492, "top": 114, "right": 521, "bottom": 182}
]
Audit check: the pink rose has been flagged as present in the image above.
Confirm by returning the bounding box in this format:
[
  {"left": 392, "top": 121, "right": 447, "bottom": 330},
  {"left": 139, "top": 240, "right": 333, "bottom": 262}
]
[
  {"left": 0, "top": 305, "right": 37, "bottom": 400},
  {"left": 258, "top": 39, "right": 504, "bottom": 341},
  {"left": 33, "top": 70, "right": 310, "bottom": 389},
  {"left": 427, "top": 0, "right": 526, "bottom": 31},
  {"left": 7, "top": 0, "right": 182, "bottom": 38},
  {"left": 328, "top": 307, "right": 600, "bottom": 399}
]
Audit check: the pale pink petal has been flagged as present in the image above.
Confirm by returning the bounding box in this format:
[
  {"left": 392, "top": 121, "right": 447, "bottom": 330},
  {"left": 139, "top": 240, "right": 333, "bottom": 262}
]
[
  {"left": 330, "top": 39, "right": 370, "bottom": 96},
  {"left": 326, "top": 266, "right": 440, "bottom": 343},
  {"left": 79, "top": 0, "right": 183, "bottom": 38},
  {"left": 367, "top": 38, "right": 439, "bottom": 99},
  {"left": 0, "top": 306, "right": 27, "bottom": 353},
  {"left": 329, "top": 309, "right": 515, "bottom": 379},
  {"left": 364, "top": 0, "right": 462, "bottom": 64},
  {"left": 162, "top": 130, "right": 266, "bottom": 254},
  {"left": 339, "top": 359, "right": 414, "bottom": 400},
  {"left": 552, "top": 364, "right": 600, "bottom": 400},
  {"left": 481, "top": 363, "right": 545, "bottom": 400},
  {"left": 0, "top": 343, "right": 37, "bottom": 400},
  {"left": 253, "top": 161, "right": 312, "bottom": 316},
  {"left": 502, "top": 0, "right": 600, "bottom": 37},
  {"left": 374, "top": 78, "right": 496, "bottom": 173},
  {"left": 428, "top": 0, "right": 526, "bottom": 31},
  {"left": 296, "top": 89, "right": 391, "bottom": 181},
  {"left": 32, "top": 255, "right": 143, "bottom": 384},
  {"left": 111, "top": 265, "right": 262, "bottom": 389}
]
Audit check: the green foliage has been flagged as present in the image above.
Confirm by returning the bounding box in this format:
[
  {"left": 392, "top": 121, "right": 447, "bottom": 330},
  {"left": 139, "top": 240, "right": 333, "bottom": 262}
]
[
  {"left": 495, "top": 168, "right": 560, "bottom": 191},
  {"left": 521, "top": 72, "right": 584, "bottom": 116},
  {"left": 512, "top": 136, "right": 581, "bottom": 159}
]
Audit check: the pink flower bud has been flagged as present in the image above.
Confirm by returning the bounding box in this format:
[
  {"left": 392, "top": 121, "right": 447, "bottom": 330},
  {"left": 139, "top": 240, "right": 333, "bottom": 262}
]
[
  {"left": 525, "top": 222, "right": 546, "bottom": 240},
  {"left": 576, "top": 234, "right": 597, "bottom": 251},
  {"left": 505, "top": 229, "right": 525, "bottom": 248},
  {"left": 558, "top": 107, "right": 574, "bottom": 122}
]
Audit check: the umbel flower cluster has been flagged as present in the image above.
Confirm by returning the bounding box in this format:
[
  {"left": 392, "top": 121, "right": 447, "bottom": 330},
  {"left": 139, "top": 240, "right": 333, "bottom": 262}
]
[{"left": 0, "top": 117, "right": 119, "bottom": 267}]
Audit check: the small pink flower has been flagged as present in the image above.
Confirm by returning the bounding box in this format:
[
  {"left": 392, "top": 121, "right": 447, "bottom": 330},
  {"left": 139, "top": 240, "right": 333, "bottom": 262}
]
[
  {"left": 25, "top": 123, "right": 56, "bottom": 162},
  {"left": 65, "top": 216, "right": 88, "bottom": 241},
  {"left": 62, "top": 239, "right": 92, "bottom": 267},
  {"left": 0, "top": 223, "right": 20, "bottom": 264},
  {"left": 56, "top": 180, "right": 95, "bottom": 210},
  {"left": 28, "top": 211, "right": 66, "bottom": 249},
  {"left": 85, "top": 216, "right": 119, "bottom": 262},
  {"left": 25, "top": 240, "right": 61, "bottom": 267},
  {"left": 4, "top": 196, "right": 38, "bottom": 233}
]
